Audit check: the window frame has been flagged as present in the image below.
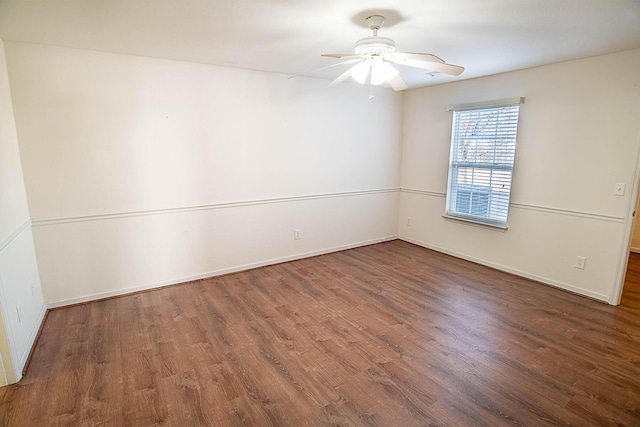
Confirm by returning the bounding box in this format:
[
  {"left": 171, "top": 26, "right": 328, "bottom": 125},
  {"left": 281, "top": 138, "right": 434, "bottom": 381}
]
[{"left": 444, "top": 97, "right": 524, "bottom": 229}]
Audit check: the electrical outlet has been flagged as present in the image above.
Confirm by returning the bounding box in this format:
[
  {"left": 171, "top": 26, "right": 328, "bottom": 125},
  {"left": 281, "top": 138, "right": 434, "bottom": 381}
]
[
  {"left": 407, "top": 217, "right": 412, "bottom": 226},
  {"left": 614, "top": 183, "right": 626, "bottom": 196},
  {"left": 294, "top": 229, "right": 301, "bottom": 240},
  {"left": 575, "top": 256, "right": 586, "bottom": 270}
]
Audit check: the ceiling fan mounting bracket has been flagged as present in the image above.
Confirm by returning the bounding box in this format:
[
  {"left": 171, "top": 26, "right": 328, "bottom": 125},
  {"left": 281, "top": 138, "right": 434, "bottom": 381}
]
[{"left": 365, "top": 15, "right": 385, "bottom": 31}]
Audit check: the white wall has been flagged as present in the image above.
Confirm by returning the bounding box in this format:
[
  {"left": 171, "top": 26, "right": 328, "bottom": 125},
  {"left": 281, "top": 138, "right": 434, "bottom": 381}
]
[
  {"left": 4, "top": 41, "right": 638, "bottom": 336},
  {"left": 399, "top": 49, "right": 640, "bottom": 302},
  {"left": 4, "top": 42, "right": 403, "bottom": 306},
  {"left": 0, "top": 40, "right": 45, "bottom": 384}
]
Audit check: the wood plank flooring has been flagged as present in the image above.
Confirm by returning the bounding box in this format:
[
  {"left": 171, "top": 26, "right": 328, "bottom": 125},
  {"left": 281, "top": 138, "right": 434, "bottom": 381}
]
[{"left": 1, "top": 240, "right": 640, "bottom": 426}]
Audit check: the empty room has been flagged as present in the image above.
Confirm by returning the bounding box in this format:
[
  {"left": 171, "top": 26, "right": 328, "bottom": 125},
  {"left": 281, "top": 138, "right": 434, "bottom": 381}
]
[{"left": 1, "top": 0, "right": 640, "bottom": 425}]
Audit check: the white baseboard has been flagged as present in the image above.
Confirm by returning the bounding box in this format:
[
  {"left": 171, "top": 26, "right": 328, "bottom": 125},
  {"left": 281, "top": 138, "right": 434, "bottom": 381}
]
[
  {"left": 399, "top": 236, "right": 610, "bottom": 304},
  {"left": 47, "top": 235, "right": 399, "bottom": 309}
]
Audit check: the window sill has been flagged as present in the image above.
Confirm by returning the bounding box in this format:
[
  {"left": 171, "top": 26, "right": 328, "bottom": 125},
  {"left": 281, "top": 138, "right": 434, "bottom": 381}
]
[{"left": 442, "top": 214, "right": 508, "bottom": 231}]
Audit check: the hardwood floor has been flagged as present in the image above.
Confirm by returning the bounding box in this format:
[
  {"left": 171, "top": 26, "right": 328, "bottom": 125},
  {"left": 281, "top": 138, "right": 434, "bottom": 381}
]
[{"left": 1, "top": 240, "right": 640, "bottom": 426}]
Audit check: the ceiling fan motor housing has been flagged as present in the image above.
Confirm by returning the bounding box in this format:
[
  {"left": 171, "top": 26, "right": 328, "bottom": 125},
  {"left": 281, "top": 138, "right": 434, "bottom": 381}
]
[{"left": 354, "top": 36, "right": 396, "bottom": 55}]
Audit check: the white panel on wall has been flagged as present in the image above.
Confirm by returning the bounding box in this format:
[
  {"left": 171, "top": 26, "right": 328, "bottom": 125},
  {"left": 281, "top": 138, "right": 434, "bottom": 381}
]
[
  {"left": 5, "top": 43, "right": 402, "bottom": 221},
  {"left": 399, "top": 191, "right": 624, "bottom": 301},
  {"left": 4, "top": 42, "right": 403, "bottom": 306},
  {"left": 0, "top": 41, "right": 30, "bottom": 243},
  {"left": 0, "top": 39, "right": 45, "bottom": 384},
  {"left": 0, "top": 228, "right": 46, "bottom": 374},
  {"left": 399, "top": 49, "right": 640, "bottom": 303},
  {"left": 402, "top": 50, "right": 640, "bottom": 218},
  {"left": 36, "top": 191, "right": 399, "bottom": 307}
]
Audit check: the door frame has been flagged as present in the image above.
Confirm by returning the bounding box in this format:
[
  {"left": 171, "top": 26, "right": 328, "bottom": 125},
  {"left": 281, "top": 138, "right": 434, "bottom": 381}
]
[{"left": 611, "top": 135, "right": 640, "bottom": 305}]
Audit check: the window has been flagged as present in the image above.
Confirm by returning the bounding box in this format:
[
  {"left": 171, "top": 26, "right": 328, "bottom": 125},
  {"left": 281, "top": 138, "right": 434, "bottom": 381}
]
[{"left": 444, "top": 98, "right": 523, "bottom": 229}]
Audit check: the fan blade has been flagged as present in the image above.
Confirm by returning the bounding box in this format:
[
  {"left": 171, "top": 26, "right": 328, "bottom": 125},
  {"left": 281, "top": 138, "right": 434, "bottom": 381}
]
[
  {"left": 388, "top": 74, "right": 408, "bottom": 91},
  {"left": 328, "top": 65, "right": 356, "bottom": 87},
  {"left": 322, "top": 53, "right": 362, "bottom": 59},
  {"left": 384, "top": 53, "right": 464, "bottom": 76},
  {"left": 288, "top": 57, "right": 365, "bottom": 79}
]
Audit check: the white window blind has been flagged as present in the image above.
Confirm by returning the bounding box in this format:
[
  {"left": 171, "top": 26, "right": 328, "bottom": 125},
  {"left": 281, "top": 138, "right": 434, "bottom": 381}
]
[{"left": 445, "top": 99, "right": 522, "bottom": 228}]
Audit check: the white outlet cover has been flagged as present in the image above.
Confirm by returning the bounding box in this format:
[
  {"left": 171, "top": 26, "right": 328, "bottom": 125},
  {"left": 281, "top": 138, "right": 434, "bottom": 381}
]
[{"left": 615, "top": 183, "right": 626, "bottom": 196}]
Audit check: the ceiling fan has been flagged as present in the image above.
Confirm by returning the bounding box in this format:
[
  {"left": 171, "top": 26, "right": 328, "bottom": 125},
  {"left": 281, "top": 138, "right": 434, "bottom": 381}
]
[{"left": 320, "top": 15, "right": 464, "bottom": 92}]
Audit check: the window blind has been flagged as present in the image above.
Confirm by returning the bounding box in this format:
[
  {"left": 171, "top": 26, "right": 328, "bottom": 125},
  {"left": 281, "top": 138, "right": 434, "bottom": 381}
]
[{"left": 445, "top": 101, "right": 522, "bottom": 228}]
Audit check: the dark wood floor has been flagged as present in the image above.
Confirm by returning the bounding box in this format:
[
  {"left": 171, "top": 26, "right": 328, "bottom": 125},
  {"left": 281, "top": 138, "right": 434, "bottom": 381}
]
[{"left": 1, "top": 240, "right": 640, "bottom": 426}]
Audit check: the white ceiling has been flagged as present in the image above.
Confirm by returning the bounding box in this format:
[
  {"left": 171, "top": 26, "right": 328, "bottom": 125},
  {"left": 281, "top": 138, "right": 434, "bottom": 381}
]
[{"left": 0, "top": 0, "right": 639, "bottom": 89}]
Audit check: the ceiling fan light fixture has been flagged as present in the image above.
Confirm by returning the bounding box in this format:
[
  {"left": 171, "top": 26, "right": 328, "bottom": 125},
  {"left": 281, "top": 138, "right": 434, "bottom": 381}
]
[
  {"left": 371, "top": 61, "right": 398, "bottom": 85},
  {"left": 351, "top": 61, "right": 371, "bottom": 84}
]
